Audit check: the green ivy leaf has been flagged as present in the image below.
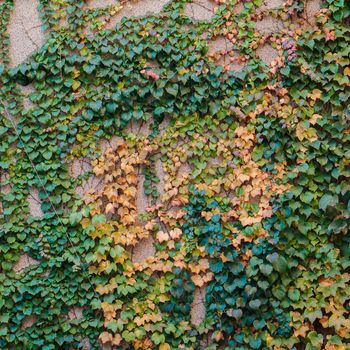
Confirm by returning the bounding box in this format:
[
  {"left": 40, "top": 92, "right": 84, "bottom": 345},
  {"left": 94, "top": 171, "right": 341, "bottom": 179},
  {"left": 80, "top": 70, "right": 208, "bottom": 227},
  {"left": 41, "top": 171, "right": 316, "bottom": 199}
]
[
  {"left": 300, "top": 191, "right": 314, "bottom": 204},
  {"left": 319, "top": 194, "right": 338, "bottom": 210}
]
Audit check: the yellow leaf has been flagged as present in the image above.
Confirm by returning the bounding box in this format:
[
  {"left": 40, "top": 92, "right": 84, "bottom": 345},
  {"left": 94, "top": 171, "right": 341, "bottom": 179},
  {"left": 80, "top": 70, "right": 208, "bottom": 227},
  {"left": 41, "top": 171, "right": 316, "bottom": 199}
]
[
  {"left": 72, "top": 80, "right": 81, "bottom": 91},
  {"left": 124, "top": 186, "right": 137, "bottom": 197},
  {"left": 178, "top": 68, "right": 189, "bottom": 75},
  {"left": 295, "top": 122, "right": 318, "bottom": 142},
  {"left": 160, "top": 344, "right": 171, "bottom": 350}
]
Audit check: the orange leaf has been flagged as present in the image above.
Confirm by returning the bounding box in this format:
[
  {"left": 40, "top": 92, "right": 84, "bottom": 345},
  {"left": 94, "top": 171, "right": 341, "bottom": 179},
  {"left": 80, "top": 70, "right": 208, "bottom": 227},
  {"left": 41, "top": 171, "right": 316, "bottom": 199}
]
[
  {"left": 169, "top": 228, "right": 182, "bottom": 239},
  {"left": 309, "top": 114, "right": 322, "bottom": 125},
  {"left": 191, "top": 274, "right": 205, "bottom": 287},
  {"left": 99, "top": 332, "right": 113, "bottom": 344},
  {"left": 157, "top": 231, "right": 169, "bottom": 242},
  {"left": 105, "top": 203, "right": 115, "bottom": 214},
  {"left": 112, "top": 334, "right": 122, "bottom": 345}
]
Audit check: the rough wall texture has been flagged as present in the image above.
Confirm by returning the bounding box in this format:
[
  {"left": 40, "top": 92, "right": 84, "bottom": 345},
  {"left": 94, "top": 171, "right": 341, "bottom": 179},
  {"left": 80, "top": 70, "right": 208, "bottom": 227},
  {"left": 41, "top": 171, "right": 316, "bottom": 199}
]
[
  {"left": 88, "top": 0, "right": 171, "bottom": 29},
  {"left": 8, "top": 0, "right": 44, "bottom": 67}
]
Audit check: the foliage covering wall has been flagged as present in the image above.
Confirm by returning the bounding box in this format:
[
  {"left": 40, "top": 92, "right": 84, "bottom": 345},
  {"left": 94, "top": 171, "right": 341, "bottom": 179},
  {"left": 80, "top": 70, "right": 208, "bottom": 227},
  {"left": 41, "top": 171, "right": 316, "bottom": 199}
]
[{"left": 0, "top": 0, "right": 349, "bottom": 349}]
